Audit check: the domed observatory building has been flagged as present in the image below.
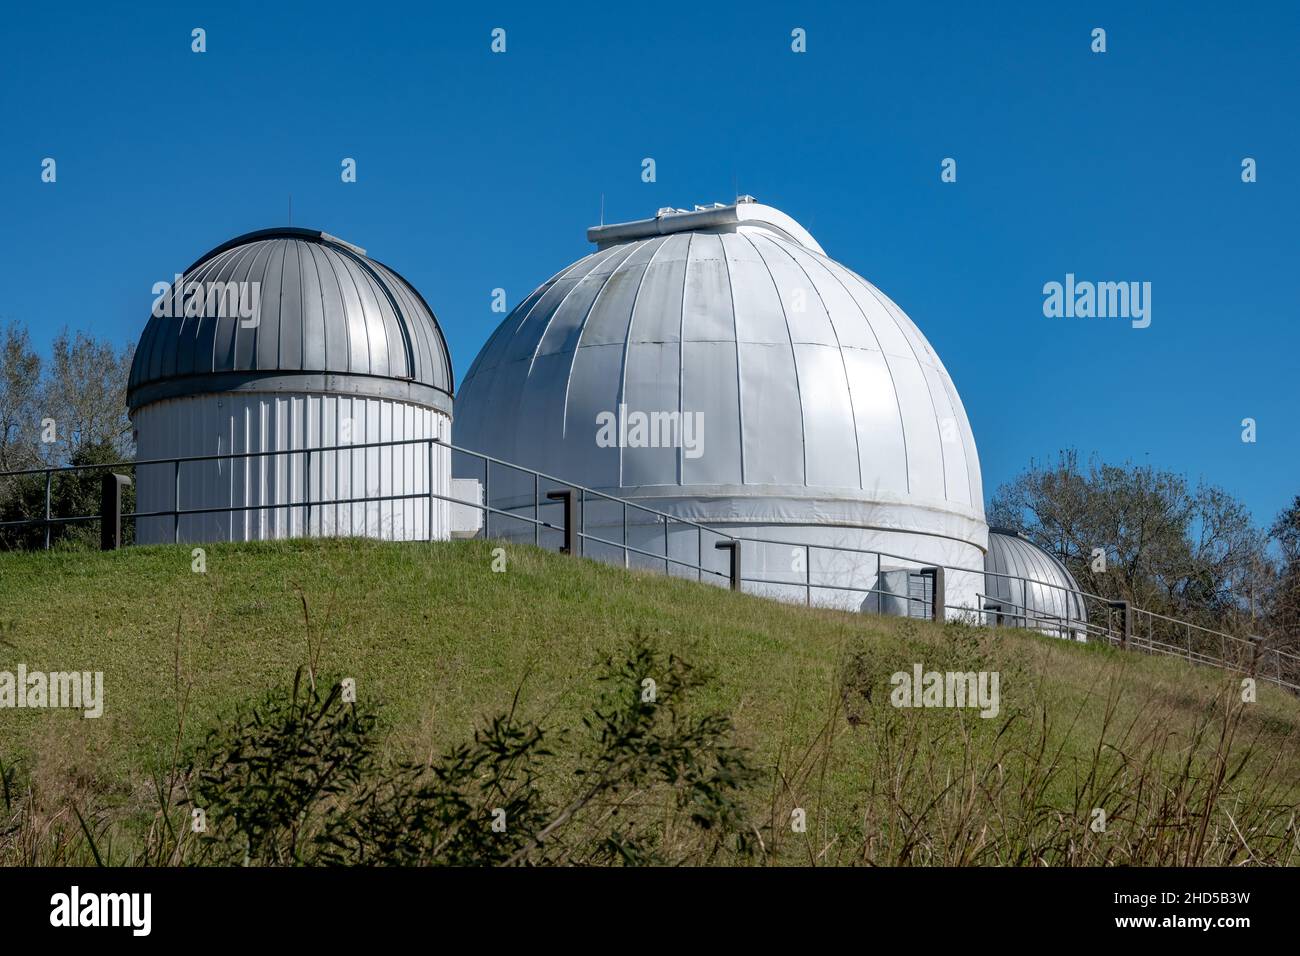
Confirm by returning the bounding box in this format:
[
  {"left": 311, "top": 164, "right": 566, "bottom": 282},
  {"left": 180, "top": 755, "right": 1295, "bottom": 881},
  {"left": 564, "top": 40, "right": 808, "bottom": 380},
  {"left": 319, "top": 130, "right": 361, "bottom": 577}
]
[
  {"left": 455, "top": 200, "right": 987, "bottom": 615},
  {"left": 128, "top": 228, "right": 454, "bottom": 544},
  {"left": 984, "top": 530, "right": 1089, "bottom": 640}
]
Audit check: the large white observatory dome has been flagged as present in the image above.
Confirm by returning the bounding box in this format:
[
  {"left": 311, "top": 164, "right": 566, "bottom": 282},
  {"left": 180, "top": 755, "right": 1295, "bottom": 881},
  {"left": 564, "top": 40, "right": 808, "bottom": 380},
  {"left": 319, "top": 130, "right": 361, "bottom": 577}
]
[{"left": 455, "top": 200, "right": 987, "bottom": 611}]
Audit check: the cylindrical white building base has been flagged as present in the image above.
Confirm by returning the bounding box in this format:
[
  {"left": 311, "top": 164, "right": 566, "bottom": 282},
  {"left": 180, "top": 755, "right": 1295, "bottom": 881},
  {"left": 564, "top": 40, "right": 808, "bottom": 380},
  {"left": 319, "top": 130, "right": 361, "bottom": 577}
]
[
  {"left": 132, "top": 392, "right": 451, "bottom": 544},
  {"left": 484, "top": 493, "right": 984, "bottom": 620}
]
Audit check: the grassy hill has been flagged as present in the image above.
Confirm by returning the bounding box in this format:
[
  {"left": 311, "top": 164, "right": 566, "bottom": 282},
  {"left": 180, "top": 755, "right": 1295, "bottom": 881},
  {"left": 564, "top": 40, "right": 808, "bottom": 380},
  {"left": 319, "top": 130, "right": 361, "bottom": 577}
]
[{"left": 1, "top": 538, "right": 1298, "bottom": 866}]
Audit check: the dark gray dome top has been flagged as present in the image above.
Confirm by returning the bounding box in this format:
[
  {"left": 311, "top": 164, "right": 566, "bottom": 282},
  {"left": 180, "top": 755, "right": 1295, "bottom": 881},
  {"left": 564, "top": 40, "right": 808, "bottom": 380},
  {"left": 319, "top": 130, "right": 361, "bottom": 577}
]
[{"left": 127, "top": 228, "right": 452, "bottom": 412}]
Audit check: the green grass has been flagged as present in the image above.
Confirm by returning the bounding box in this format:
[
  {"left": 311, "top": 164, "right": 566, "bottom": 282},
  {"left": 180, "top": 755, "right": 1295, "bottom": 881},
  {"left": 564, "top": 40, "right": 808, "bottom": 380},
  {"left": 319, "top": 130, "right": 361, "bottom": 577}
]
[{"left": 2, "top": 538, "right": 1298, "bottom": 865}]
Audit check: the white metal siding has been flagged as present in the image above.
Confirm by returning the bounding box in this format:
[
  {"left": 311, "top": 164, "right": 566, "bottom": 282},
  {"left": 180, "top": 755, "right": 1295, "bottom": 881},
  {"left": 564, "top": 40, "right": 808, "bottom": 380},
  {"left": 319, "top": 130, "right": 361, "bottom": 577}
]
[{"left": 132, "top": 392, "right": 451, "bottom": 544}]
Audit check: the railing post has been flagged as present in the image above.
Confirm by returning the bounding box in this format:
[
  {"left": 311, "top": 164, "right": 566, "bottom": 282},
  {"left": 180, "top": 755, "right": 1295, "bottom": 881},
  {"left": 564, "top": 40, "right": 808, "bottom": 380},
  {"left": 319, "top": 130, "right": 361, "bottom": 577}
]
[
  {"left": 533, "top": 473, "right": 540, "bottom": 547},
  {"left": 483, "top": 460, "right": 491, "bottom": 540},
  {"left": 1247, "top": 636, "right": 1263, "bottom": 678},
  {"left": 1109, "top": 600, "right": 1130, "bottom": 650},
  {"left": 663, "top": 514, "right": 669, "bottom": 575},
  {"left": 304, "top": 448, "right": 312, "bottom": 537},
  {"left": 546, "top": 489, "right": 581, "bottom": 556},
  {"left": 714, "top": 540, "right": 741, "bottom": 591},
  {"left": 43, "top": 469, "right": 51, "bottom": 550},
  {"left": 623, "top": 501, "right": 628, "bottom": 568},
  {"left": 428, "top": 440, "right": 435, "bottom": 542},
  {"left": 920, "top": 566, "right": 945, "bottom": 622},
  {"left": 986, "top": 601, "right": 1003, "bottom": 627},
  {"left": 805, "top": 544, "right": 811, "bottom": 606},
  {"left": 173, "top": 459, "right": 181, "bottom": 543},
  {"left": 100, "top": 472, "right": 132, "bottom": 551}
]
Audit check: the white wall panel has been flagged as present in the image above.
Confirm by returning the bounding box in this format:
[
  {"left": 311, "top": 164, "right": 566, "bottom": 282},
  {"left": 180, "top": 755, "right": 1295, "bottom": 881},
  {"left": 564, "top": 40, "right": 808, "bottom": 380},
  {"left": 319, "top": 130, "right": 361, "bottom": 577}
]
[{"left": 133, "top": 392, "right": 451, "bottom": 544}]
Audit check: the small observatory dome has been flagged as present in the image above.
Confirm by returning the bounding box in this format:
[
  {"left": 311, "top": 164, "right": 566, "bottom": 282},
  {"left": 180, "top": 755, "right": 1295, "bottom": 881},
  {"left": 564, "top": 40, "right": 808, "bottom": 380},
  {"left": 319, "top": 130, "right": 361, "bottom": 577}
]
[
  {"left": 455, "top": 200, "right": 987, "bottom": 612},
  {"left": 129, "top": 228, "right": 453, "bottom": 544},
  {"left": 984, "top": 529, "right": 1088, "bottom": 639}
]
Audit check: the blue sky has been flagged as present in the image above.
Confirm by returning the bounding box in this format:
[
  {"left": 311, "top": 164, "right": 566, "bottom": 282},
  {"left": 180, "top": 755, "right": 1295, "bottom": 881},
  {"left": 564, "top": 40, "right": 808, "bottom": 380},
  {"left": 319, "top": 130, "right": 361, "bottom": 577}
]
[{"left": 2, "top": 1, "right": 1296, "bottom": 524}]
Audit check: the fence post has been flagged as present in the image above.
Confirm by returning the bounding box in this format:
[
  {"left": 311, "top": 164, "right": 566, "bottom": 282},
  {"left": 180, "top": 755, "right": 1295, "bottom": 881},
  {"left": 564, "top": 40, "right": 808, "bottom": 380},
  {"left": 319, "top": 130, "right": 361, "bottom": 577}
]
[
  {"left": 546, "top": 489, "right": 581, "bottom": 556},
  {"left": 805, "top": 544, "right": 811, "bottom": 606},
  {"left": 100, "top": 472, "right": 132, "bottom": 551},
  {"left": 43, "top": 469, "right": 52, "bottom": 550},
  {"left": 1109, "top": 600, "right": 1130, "bottom": 650},
  {"left": 173, "top": 459, "right": 181, "bottom": 543},
  {"left": 714, "top": 540, "right": 741, "bottom": 591},
  {"left": 920, "top": 567, "right": 945, "bottom": 622},
  {"left": 1247, "top": 636, "right": 1263, "bottom": 678},
  {"left": 434, "top": 442, "right": 444, "bottom": 546},
  {"left": 305, "top": 448, "right": 312, "bottom": 537},
  {"left": 663, "top": 513, "right": 669, "bottom": 575}
]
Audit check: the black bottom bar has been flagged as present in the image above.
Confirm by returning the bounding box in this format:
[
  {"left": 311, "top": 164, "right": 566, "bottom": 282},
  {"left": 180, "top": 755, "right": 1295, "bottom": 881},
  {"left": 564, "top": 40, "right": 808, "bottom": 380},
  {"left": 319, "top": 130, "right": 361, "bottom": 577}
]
[{"left": 1, "top": 866, "right": 1281, "bottom": 941}]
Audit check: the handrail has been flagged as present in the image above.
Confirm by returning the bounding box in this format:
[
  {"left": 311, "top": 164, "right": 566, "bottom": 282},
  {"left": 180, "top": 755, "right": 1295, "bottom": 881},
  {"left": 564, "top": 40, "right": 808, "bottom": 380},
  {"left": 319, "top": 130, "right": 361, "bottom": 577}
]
[{"left": 1, "top": 438, "right": 1293, "bottom": 694}]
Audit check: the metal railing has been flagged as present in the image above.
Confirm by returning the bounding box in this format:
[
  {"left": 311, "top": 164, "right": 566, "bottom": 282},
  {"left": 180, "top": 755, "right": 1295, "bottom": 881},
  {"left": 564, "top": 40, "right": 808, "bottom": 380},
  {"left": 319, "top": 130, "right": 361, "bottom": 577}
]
[
  {"left": 0, "top": 438, "right": 738, "bottom": 586},
  {"left": 724, "top": 533, "right": 1296, "bottom": 693},
  {"left": 1, "top": 437, "right": 1295, "bottom": 694},
  {"left": 450, "top": 441, "right": 736, "bottom": 585}
]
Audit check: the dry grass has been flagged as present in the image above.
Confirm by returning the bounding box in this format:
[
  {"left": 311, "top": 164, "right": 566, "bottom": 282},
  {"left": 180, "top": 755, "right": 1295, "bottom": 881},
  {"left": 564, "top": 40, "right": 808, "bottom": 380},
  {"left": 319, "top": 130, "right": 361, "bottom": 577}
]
[{"left": 1, "top": 538, "right": 1297, "bottom": 865}]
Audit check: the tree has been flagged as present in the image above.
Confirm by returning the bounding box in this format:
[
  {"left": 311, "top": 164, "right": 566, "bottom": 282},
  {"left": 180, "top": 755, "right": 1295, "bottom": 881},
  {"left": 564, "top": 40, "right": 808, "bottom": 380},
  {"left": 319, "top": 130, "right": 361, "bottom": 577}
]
[
  {"left": 989, "top": 451, "right": 1271, "bottom": 633},
  {"left": 1268, "top": 496, "right": 1300, "bottom": 653},
  {"left": 0, "top": 321, "right": 42, "bottom": 473},
  {"left": 0, "top": 440, "right": 135, "bottom": 550},
  {"left": 0, "top": 322, "right": 136, "bottom": 549},
  {"left": 38, "top": 328, "right": 134, "bottom": 464}
]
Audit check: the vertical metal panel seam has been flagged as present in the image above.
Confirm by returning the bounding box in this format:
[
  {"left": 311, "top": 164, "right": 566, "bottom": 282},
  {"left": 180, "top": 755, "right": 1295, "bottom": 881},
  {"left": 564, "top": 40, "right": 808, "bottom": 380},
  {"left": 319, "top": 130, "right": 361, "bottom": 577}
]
[
  {"left": 808, "top": 253, "right": 909, "bottom": 494},
  {"left": 231, "top": 241, "right": 276, "bottom": 373},
  {"left": 614, "top": 236, "right": 671, "bottom": 486},
  {"left": 558, "top": 241, "right": 645, "bottom": 441},
  {"left": 303, "top": 240, "right": 330, "bottom": 372},
  {"left": 766, "top": 236, "right": 863, "bottom": 490},
  {"left": 718, "top": 234, "right": 746, "bottom": 484},
  {"left": 525, "top": 247, "right": 616, "bottom": 380},
  {"left": 176, "top": 246, "right": 232, "bottom": 377},
  {"left": 745, "top": 233, "right": 806, "bottom": 485},
  {"left": 857, "top": 277, "right": 951, "bottom": 502},
  {"left": 208, "top": 241, "right": 264, "bottom": 374},
  {"left": 337, "top": 247, "right": 417, "bottom": 381},
  {"left": 327, "top": 245, "right": 374, "bottom": 377},
  {"left": 676, "top": 233, "right": 693, "bottom": 485},
  {"left": 271, "top": 240, "right": 288, "bottom": 374}
]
